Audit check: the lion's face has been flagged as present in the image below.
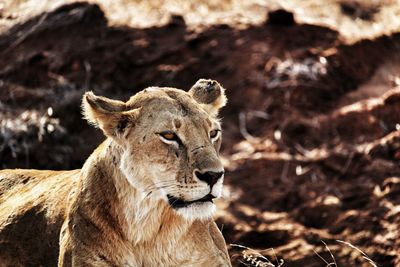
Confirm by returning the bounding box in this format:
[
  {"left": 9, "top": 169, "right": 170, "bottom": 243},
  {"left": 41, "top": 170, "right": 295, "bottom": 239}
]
[{"left": 83, "top": 79, "right": 227, "bottom": 220}]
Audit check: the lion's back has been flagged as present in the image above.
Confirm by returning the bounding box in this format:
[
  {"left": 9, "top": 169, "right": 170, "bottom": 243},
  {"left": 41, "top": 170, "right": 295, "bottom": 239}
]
[{"left": 0, "top": 169, "right": 80, "bottom": 267}]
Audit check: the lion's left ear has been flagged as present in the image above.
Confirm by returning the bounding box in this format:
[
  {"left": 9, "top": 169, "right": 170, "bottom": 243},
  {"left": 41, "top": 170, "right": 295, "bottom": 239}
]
[
  {"left": 82, "top": 91, "right": 140, "bottom": 140},
  {"left": 189, "top": 79, "right": 227, "bottom": 117}
]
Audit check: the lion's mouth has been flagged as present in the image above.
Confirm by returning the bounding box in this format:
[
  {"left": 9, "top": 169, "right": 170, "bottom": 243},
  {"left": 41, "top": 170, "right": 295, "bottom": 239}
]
[{"left": 167, "top": 194, "right": 216, "bottom": 209}]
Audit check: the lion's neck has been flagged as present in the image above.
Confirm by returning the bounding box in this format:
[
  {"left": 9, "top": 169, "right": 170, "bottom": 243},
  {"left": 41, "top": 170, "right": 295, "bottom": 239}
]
[{"left": 80, "top": 139, "right": 191, "bottom": 245}]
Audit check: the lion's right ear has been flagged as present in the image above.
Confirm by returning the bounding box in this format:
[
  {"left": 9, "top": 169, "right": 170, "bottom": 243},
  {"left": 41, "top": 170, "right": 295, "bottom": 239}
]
[
  {"left": 82, "top": 91, "right": 140, "bottom": 139},
  {"left": 189, "top": 79, "right": 227, "bottom": 117}
]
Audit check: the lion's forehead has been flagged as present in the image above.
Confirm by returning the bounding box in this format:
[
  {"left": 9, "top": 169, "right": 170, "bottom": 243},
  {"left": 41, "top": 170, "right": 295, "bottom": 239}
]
[
  {"left": 131, "top": 89, "right": 214, "bottom": 126},
  {"left": 128, "top": 87, "right": 198, "bottom": 108},
  {"left": 148, "top": 110, "right": 213, "bottom": 136}
]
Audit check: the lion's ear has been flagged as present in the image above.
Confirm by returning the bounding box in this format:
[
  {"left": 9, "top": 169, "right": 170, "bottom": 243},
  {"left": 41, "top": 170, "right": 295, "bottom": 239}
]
[
  {"left": 189, "top": 79, "right": 227, "bottom": 116},
  {"left": 82, "top": 91, "right": 140, "bottom": 139}
]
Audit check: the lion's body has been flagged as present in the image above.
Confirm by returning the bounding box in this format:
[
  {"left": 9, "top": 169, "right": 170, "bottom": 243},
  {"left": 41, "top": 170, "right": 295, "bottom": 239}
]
[
  {"left": 0, "top": 169, "right": 78, "bottom": 266},
  {"left": 0, "top": 80, "right": 231, "bottom": 267}
]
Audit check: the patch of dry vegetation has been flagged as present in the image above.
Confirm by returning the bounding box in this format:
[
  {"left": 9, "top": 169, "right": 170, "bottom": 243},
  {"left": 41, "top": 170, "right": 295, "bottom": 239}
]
[{"left": 232, "top": 240, "right": 378, "bottom": 267}]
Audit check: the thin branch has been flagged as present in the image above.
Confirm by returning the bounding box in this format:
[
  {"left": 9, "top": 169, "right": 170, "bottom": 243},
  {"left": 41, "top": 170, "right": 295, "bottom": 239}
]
[{"left": 336, "top": 240, "right": 377, "bottom": 267}]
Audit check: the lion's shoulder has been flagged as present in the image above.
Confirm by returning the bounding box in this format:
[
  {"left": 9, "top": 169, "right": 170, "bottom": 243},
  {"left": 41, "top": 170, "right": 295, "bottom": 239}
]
[
  {"left": 0, "top": 169, "right": 80, "bottom": 266},
  {"left": 0, "top": 169, "right": 79, "bottom": 204}
]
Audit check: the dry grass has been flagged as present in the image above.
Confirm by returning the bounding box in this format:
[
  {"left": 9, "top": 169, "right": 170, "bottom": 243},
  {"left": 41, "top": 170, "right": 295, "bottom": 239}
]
[
  {"left": 313, "top": 240, "right": 337, "bottom": 267},
  {"left": 0, "top": 109, "right": 65, "bottom": 167},
  {"left": 231, "top": 244, "right": 284, "bottom": 267},
  {"left": 232, "top": 239, "right": 378, "bottom": 267},
  {"left": 336, "top": 240, "right": 377, "bottom": 267}
]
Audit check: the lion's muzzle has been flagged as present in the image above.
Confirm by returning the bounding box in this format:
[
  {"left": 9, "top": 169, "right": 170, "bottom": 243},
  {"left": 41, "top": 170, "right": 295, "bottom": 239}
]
[{"left": 194, "top": 170, "right": 224, "bottom": 187}]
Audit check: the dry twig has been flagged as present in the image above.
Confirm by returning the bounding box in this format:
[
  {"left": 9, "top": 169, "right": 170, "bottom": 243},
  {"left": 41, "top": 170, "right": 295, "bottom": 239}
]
[
  {"left": 231, "top": 244, "right": 284, "bottom": 267},
  {"left": 336, "top": 240, "right": 377, "bottom": 267}
]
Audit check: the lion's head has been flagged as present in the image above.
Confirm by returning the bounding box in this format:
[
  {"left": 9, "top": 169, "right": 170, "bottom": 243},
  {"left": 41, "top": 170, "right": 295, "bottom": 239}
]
[{"left": 82, "top": 79, "right": 227, "bottom": 220}]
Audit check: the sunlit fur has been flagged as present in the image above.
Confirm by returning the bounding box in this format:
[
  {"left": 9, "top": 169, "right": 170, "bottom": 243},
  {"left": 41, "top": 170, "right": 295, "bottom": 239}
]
[
  {"left": 175, "top": 202, "right": 216, "bottom": 221},
  {"left": 0, "top": 79, "right": 231, "bottom": 266}
]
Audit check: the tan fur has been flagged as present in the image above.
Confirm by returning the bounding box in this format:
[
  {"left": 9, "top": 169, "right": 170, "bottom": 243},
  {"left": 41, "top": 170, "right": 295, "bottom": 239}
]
[{"left": 0, "top": 80, "right": 231, "bottom": 266}]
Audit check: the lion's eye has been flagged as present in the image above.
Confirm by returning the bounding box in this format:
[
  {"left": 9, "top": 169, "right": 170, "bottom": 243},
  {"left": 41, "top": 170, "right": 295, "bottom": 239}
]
[
  {"left": 161, "top": 132, "right": 176, "bottom": 140},
  {"left": 210, "top": 129, "right": 220, "bottom": 140},
  {"left": 159, "top": 131, "right": 181, "bottom": 145}
]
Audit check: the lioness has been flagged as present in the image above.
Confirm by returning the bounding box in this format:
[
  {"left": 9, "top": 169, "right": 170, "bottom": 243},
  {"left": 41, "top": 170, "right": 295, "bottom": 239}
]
[{"left": 0, "top": 79, "right": 231, "bottom": 267}]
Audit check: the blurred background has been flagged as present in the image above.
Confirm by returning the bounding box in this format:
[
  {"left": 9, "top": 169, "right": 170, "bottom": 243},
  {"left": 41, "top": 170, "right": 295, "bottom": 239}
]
[{"left": 0, "top": 0, "right": 399, "bottom": 266}]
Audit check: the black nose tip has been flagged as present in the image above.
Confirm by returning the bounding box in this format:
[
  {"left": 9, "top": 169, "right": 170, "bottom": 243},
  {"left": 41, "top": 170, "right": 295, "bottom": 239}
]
[{"left": 195, "top": 171, "right": 224, "bottom": 187}]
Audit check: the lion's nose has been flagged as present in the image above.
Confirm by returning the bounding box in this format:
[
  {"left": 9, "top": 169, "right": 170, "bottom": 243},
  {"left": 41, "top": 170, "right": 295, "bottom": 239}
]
[{"left": 195, "top": 171, "right": 224, "bottom": 187}]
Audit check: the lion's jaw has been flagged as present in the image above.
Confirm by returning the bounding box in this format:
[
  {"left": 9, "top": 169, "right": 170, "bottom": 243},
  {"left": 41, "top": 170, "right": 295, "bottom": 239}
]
[
  {"left": 119, "top": 151, "right": 221, "bottom": 221},
  {"left": 165, "top": 174, "right": 224, "bottom": 221}
]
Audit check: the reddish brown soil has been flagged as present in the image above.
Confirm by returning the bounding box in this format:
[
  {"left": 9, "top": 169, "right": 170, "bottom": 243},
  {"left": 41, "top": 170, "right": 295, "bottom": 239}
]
[{"left": 0, "top": 2, "right": 399, "bottom": 266}]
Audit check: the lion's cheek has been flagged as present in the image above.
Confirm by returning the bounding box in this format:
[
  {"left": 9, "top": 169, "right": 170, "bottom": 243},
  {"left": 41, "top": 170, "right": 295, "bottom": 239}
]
[{"left": 119, "top": 151, "right": 153, "bottom": 189}]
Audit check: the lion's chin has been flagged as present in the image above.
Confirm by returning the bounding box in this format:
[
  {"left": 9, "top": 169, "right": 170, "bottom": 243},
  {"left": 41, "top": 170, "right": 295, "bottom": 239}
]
[{"left": 173, "top": 201, "right": 216, "bottom": 221}]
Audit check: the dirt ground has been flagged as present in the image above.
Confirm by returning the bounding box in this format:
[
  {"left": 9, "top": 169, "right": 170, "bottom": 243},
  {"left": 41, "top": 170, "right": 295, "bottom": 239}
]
[{"left": 0, "top": 0, "right": 399, "bottom": 266}]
